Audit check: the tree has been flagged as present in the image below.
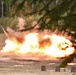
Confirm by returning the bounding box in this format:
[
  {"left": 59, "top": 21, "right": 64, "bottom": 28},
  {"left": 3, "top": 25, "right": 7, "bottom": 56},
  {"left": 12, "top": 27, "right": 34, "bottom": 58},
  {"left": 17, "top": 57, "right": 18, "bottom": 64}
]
[{"left": 9, "top": 0, "right": 76, "bottom": 31}]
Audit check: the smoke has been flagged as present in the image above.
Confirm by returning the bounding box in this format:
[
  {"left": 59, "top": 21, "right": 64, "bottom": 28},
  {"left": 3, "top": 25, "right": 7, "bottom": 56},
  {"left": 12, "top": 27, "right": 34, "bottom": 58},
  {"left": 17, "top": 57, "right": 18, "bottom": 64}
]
[
  {"left": 6, "top": 27, "right": 25, "bottom": 43},
  {"left": 16, "top": 17, "right": 26, "bottom": 31}
]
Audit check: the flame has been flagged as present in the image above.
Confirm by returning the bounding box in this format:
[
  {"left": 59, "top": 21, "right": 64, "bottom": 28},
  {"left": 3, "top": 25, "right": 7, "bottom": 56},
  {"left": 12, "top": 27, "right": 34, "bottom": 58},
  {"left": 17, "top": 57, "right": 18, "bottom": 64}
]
[{"left": 1, "top": 30, "right": 75, "bottom": 60}]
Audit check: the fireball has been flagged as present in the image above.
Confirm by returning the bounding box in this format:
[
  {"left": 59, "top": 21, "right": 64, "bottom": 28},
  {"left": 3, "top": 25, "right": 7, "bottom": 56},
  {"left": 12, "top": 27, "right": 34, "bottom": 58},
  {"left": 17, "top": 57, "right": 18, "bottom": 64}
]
[{"left": 1, "top": 30, "right": 75, "bottom": 61}]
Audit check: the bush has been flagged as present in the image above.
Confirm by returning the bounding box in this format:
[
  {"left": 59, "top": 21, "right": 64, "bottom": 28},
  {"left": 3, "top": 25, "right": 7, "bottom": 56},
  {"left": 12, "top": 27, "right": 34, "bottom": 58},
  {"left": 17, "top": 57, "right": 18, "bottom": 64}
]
[{"left": 0, "top": 15, "right": 40, "bottom": 33}]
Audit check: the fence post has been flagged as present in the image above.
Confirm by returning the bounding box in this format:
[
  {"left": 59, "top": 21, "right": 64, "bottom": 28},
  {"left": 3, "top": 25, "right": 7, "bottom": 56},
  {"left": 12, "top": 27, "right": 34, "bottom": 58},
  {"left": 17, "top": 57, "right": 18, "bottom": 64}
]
[{"left": 41, "top": 65, "right": 46, "bottom": 71}]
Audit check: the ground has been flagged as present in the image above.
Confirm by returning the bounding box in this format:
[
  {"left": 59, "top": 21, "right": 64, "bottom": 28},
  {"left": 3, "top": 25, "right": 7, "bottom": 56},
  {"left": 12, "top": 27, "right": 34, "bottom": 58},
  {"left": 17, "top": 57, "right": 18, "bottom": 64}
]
[
  {"left": 0, "top": 61, "right": 75, "bottom": 75},
  {"left": 0, "top": 34, "right": 75, "bottom": 75}
]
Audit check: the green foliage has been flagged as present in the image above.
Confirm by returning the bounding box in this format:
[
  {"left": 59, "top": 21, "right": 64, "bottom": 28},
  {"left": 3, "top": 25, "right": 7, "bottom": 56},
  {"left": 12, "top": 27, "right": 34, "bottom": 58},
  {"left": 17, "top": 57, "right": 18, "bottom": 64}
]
[
  {"left": 0, "top": 15, "right": 39, "bottom": 33},
  {"left": 1, "top": 0, "right": 76, "bottom": 37},
  {"left": 60, "top": 53, "right": 76, "bottom": 68},
  {"left": 0, "top": 17, "right": 18, "bottom": 33}
]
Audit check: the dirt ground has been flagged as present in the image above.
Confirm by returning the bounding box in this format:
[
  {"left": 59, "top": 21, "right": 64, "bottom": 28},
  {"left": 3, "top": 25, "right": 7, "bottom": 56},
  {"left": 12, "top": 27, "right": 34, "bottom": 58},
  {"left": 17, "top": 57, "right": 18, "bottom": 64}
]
[
  {"left": 0, "top": 61, "right": 75, "bottom": 75},
  {"left": 0, "top": 34, "right": 6, "bottom": 50},
  {"left": 0, "top": 34, "right": 75, "bottom": 75}
]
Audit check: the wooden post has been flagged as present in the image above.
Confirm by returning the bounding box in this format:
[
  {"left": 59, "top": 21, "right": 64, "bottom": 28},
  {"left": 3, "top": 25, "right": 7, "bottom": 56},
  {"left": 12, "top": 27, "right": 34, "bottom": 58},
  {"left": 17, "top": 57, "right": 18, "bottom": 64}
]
[
  {"left": 71, "top": 67, "right": 76, "bottom": 72},
  {"left": 55, "top": 66, "right": 60, "bottom": 72},
  {"left": 41, "top": 65, "right": 46, "bottom": 71}
]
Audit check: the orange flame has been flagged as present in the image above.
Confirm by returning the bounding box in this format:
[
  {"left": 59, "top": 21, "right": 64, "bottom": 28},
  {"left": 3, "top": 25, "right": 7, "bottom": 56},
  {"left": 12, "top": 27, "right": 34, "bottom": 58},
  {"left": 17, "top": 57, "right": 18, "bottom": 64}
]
[{"left": 1, "top": 31, "right": 75, "bottom": 60}]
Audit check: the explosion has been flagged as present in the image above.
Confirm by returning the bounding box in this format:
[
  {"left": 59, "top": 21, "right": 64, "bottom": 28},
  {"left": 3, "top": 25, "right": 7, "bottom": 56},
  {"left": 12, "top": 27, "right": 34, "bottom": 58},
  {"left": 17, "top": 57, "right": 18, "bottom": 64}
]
[
  {"left": 0, "top": 17, "right": 75, "bottom": 61},
  {"left": 0, "top": 27, "right": 75, "bottom": 61}
]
